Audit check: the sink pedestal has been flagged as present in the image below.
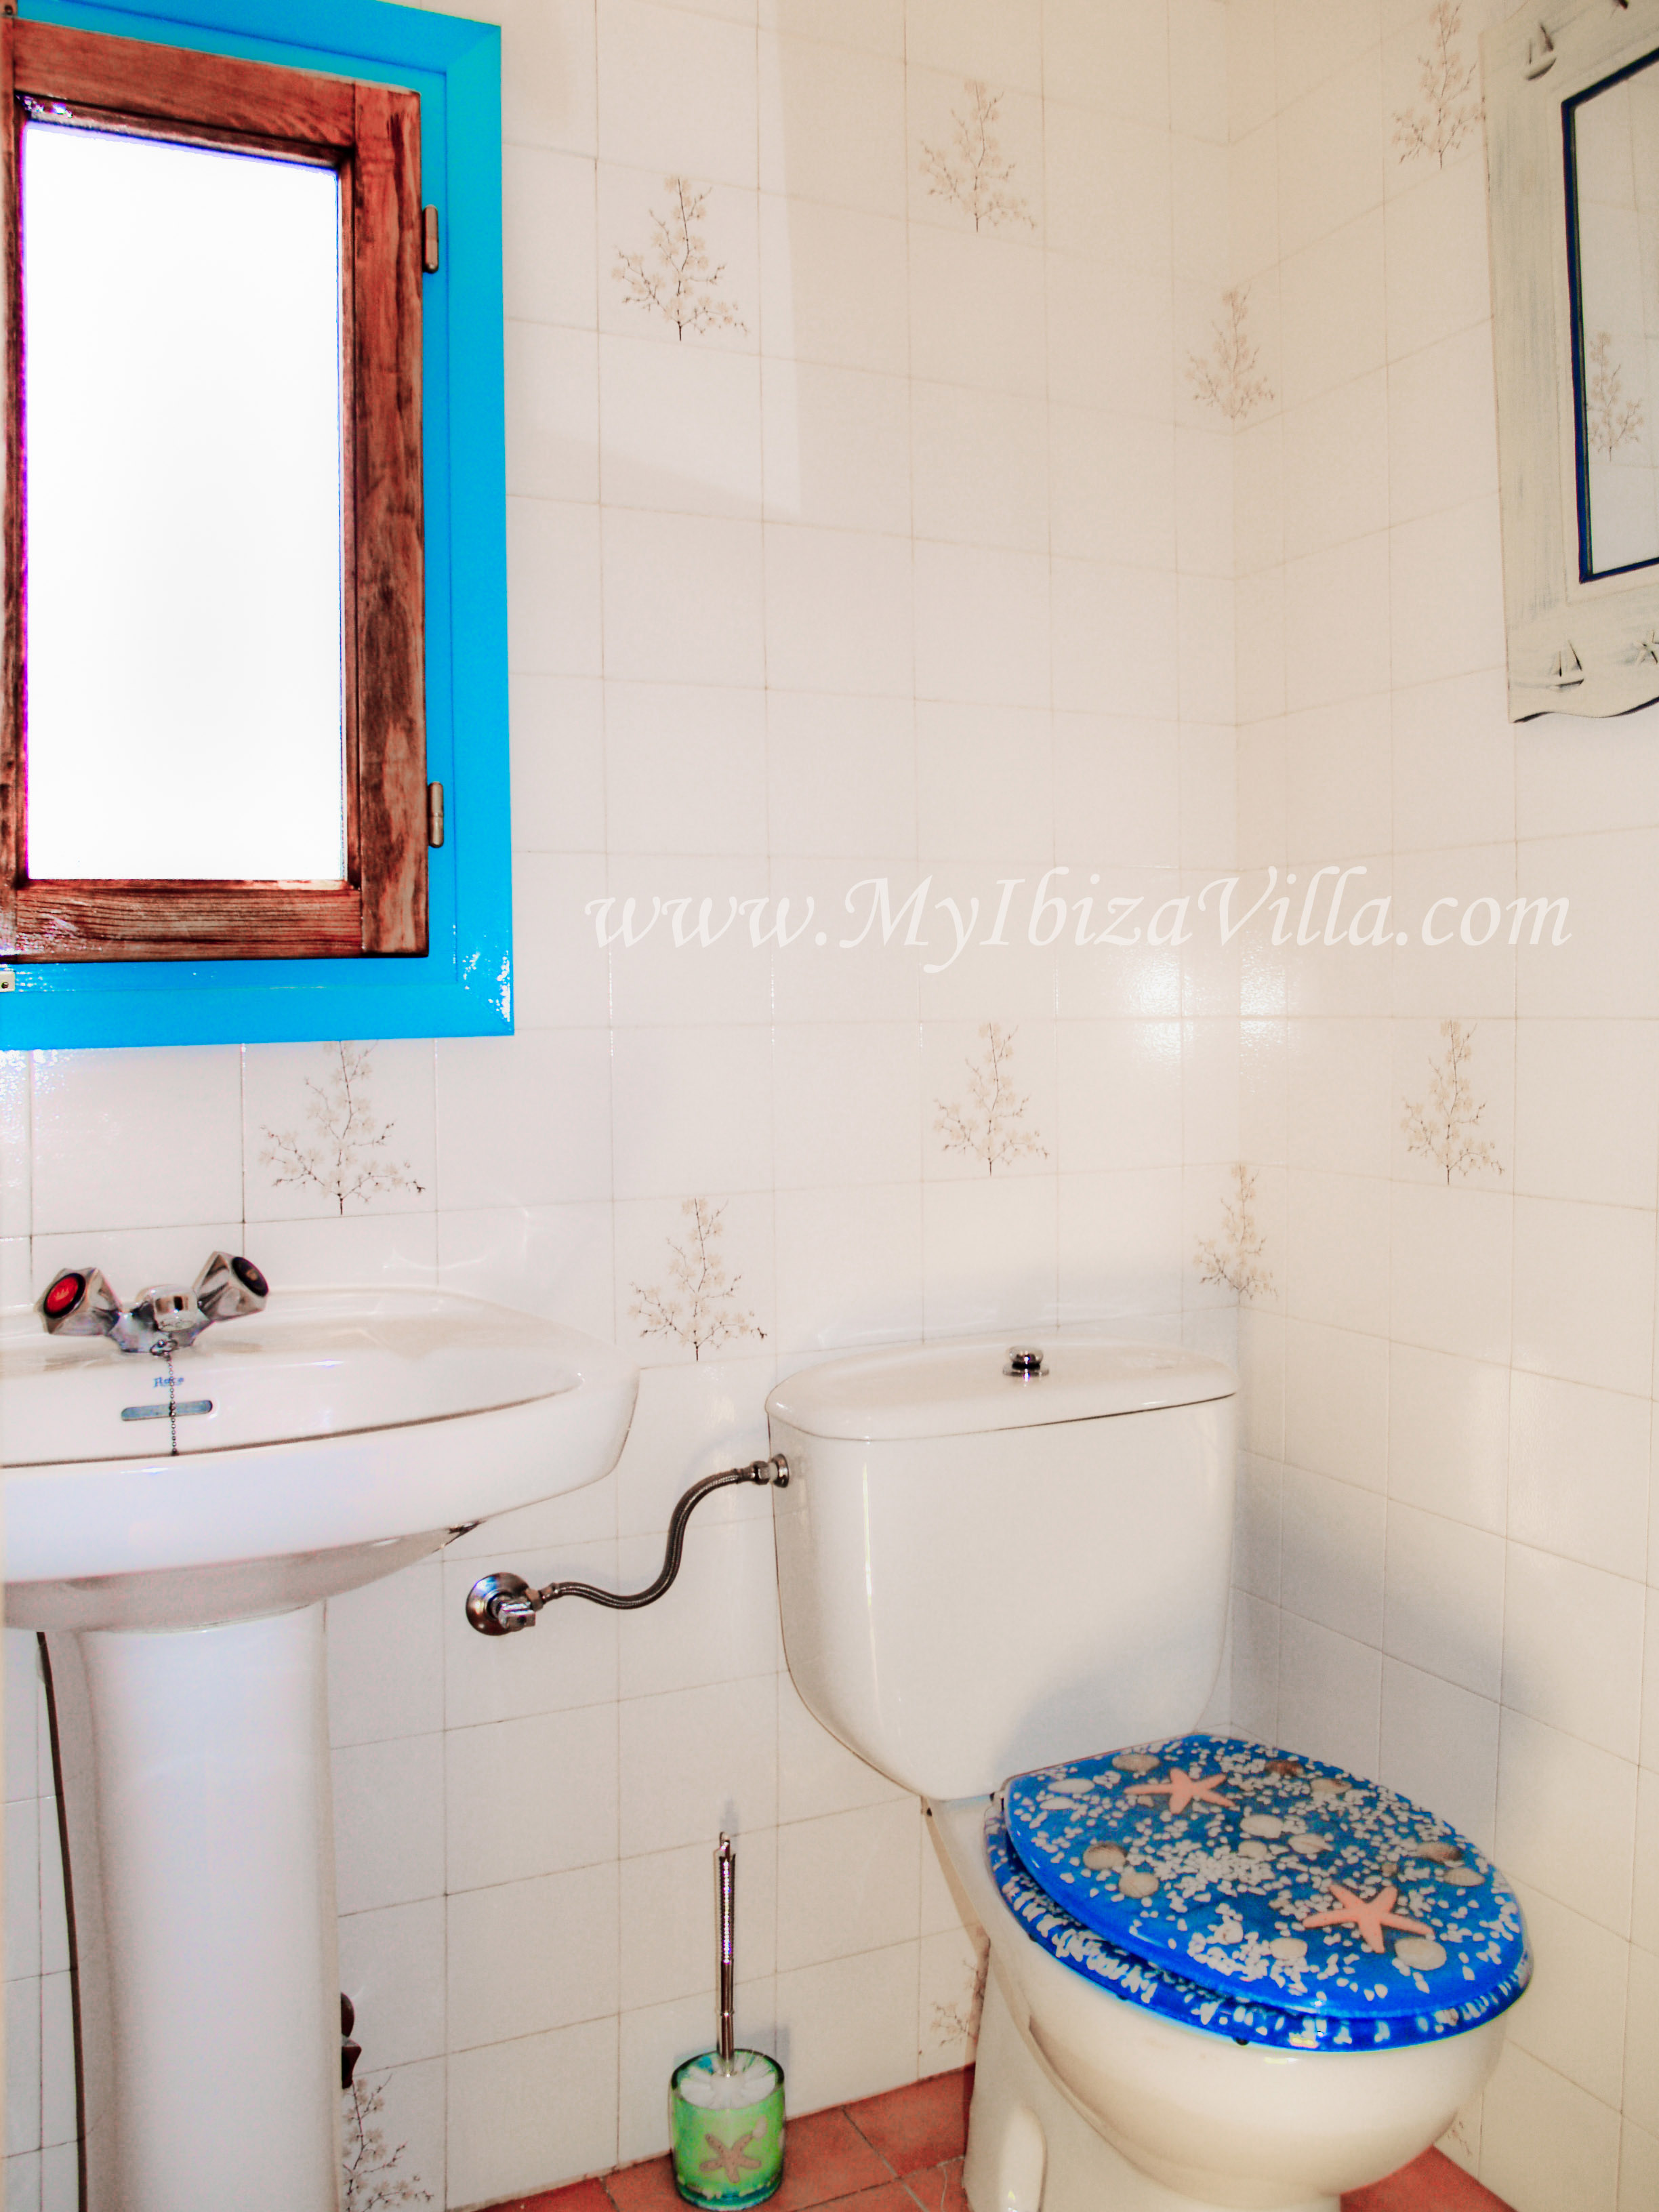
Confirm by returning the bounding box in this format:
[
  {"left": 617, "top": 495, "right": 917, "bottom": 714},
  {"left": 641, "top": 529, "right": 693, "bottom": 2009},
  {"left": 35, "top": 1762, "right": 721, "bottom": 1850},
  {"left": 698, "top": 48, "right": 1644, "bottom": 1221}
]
[
  {"left": 3, "top": 1288, "right": 642, "bottom": 2200},
  {"left": 45, "top": 1605, "right": 340, "bottom": 2212}
]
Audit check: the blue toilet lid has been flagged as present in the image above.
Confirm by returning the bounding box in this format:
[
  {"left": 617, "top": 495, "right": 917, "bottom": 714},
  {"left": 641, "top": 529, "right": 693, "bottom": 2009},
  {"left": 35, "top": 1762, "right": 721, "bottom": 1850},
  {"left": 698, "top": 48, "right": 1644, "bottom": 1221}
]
[{"left": 998, "top": 1732, "right": 1530, "bottom": 2046}]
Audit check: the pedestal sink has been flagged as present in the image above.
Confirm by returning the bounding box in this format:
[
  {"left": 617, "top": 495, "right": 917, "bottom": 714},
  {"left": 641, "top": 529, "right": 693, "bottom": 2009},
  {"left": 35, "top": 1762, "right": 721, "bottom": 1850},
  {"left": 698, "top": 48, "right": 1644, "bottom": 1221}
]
[{"left": 0, "top": 1287, "right": 638, "bottom": 2212}]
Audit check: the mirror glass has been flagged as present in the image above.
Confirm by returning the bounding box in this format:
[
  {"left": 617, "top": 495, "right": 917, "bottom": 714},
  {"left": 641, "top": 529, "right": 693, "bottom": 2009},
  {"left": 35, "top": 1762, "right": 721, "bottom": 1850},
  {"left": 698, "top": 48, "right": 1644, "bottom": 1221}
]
[
  {"left": 22, "top": 121, "right": 347, "bottom": 882},
  {"left": 1568, "top": 53, "right": 1659, "bottom": 579}
]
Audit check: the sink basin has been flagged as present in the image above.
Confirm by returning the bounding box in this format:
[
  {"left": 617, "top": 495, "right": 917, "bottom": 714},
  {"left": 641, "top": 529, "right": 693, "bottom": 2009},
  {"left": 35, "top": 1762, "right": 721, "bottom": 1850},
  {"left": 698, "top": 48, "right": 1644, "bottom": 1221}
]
[
  {"left": 1, "top": 1286, "right": 638, "bottom": 1627},
  {"left": 0, "top": 1286, "right": 638, "bottom": 2212}
]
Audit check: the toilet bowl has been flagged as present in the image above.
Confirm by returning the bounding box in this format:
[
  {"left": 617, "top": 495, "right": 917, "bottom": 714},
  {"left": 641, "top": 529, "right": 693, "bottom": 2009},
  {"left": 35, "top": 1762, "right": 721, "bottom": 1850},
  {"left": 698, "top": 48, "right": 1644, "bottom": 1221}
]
[
  {"left": 764, "top": 1335, "right": 1528, "bottom": 2212},
  {"left": 956, "top": 1929, "right": 1502, "bottom": 2212},
  {"left": 931, "top": 1759, "right": 1519, "bottom": 2212}
]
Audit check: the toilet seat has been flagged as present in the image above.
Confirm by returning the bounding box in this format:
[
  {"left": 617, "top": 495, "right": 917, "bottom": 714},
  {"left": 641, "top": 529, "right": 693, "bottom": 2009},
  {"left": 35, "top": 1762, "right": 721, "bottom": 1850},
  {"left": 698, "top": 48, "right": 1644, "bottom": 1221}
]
[{"left": 989, "top": 1732, "right": 1530, "bottom": 2054}]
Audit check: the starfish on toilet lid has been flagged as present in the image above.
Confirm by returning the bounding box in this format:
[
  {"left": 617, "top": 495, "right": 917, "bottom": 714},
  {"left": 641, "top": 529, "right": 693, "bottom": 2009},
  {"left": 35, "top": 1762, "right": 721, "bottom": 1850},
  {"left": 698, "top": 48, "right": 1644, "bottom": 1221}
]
[
  {"left": 1300, "top": 1881, "right": 1434, "bottom": 1954},
  {"left": 1124, "top": 1766, "right": 1237, "bottom": 1816}
]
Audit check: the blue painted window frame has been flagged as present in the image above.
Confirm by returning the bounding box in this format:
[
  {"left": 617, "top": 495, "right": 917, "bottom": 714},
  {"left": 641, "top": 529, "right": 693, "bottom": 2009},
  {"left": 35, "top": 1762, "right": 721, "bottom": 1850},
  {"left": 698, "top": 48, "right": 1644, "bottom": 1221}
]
[{"left": 0, "top": 0, "right": 510, "bottom": 1048}]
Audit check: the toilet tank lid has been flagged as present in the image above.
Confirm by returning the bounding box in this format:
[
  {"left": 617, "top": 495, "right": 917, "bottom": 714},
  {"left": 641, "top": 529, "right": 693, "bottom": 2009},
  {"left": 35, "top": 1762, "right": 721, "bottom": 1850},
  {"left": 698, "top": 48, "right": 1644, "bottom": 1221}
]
[{"left": 764, "top": 1334, "right": 1236, "bottom": 1442}]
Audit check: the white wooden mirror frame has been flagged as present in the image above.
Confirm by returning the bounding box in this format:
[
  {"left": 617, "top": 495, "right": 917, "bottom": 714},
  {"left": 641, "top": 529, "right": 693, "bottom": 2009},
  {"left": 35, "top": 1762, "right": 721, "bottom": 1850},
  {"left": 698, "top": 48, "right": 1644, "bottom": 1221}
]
[{"left": 1485, "top": 0, "right": 1659, "bottom": 717}]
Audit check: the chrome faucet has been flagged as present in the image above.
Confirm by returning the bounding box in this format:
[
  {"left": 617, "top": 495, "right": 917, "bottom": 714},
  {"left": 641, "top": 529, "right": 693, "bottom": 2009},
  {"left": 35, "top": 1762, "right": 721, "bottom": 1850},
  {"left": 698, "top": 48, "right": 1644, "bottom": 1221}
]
[{"left": 39, "top": 1252, "right": 270, "bottom": 1355}]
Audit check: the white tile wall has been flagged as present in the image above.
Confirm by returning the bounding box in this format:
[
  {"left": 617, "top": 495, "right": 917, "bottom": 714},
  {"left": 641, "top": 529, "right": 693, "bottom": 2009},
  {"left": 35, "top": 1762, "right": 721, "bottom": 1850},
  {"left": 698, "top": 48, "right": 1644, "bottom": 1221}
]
[
  {"left": 3, "top": 1636, "right": 76, "bottom": 2212},
  {"left": 1229, "top": 8, "right": 1659, "bottom": 2209},
  {"left": 3, "top": 3, "right": 1239, "bottom": 2203},
  {"left": 14, "top": 5, "right": 1652, "bottom": 2209}
]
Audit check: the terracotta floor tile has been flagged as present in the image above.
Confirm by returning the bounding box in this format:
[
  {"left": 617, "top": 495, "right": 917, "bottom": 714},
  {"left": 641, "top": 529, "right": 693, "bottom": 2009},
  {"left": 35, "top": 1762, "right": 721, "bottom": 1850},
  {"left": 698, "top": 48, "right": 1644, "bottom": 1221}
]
[
  {"left": 605, "top": 2156, "right": 685, "bottom": 2212},
  {"left": 815, "top": 2186, "right": 924, "bottom": 2212},
  {"left": 495, "top": 2184, "right": 616, "bottom": 2212},
  {"left": 769, "top": 2108, "right": 895, "bottom": 2211},
  {"left": 1340, "top": 2148, "right": 1512, "bottom": 2212},
  {"left": 477, "top": 2074, "right": 1518, "bottom": 2212},
  {"left": 844, "top": 2072, "right": 973, "bottom": 2177},
  {"left": 898, "top": 2157, "right": 970, "bottom": 2212}
]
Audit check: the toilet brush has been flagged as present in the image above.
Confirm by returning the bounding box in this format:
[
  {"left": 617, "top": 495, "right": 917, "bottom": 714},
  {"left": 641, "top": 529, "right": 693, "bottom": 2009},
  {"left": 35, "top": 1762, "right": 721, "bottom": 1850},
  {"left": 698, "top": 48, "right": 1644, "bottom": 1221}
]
[{"left": 668, "top": 1835, "right": 785, "bottom": 2208}]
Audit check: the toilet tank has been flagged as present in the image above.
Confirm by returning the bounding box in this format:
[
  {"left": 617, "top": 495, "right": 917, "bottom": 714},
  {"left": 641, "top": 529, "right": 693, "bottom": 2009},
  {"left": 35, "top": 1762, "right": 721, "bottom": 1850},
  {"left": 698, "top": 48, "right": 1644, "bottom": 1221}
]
[{"left": 765, "top": 1334, "right": 1237, "bottom": 1803}]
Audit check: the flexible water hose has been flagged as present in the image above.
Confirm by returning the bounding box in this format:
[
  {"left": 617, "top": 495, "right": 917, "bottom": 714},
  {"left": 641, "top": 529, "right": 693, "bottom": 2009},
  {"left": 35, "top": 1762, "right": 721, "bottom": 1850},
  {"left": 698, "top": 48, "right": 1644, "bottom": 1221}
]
[{"left": 464, "top": 1454, "right": 790, "bottom": 1634}]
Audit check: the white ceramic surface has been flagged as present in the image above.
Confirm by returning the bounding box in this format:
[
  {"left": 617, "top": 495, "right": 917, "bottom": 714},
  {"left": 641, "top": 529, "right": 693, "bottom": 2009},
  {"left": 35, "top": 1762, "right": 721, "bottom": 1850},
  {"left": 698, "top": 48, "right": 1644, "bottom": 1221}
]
[
  {"left": 936, "top": 1800, "right": 1505, "bottom": 2212},
  {"left": 767, "top": 1335, "right": 1515, "bottom": 2212},
  {"left": 1, "top": 1287, "right": 638, "bottom": 1626},
  {"left": 766, "top": 1332, "right": 1237, "bottom": 1801},
  {"left": 49, "top": 1610, "right": 342, "bottom": 2212},
  {"left": 765, "top": 1332, "right": 1236, "bottom": 1439},
  {"left": 1, "top": 1289, "right": 638, "bottom": 2212}
]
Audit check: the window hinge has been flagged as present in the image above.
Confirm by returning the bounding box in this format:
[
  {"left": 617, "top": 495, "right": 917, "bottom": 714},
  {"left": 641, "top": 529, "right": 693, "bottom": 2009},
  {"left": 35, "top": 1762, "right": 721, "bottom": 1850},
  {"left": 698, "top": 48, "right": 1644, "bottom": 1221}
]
[
  {"left": 422, "top": 206, "right": 440, "bottom": 274},
  {"left": 427, "top": 781, "right": 445, "bottom": 848}
]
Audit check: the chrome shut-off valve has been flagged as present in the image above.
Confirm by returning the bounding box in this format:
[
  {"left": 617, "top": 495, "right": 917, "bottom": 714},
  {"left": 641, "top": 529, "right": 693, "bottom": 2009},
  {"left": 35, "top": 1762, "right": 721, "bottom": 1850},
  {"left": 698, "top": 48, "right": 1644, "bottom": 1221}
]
[
  {"left": 39, "top": 1251, "right": 270, "bottom": 1354},
  {"left": 464, "top": 1572, "right": 544, "bottom": 1636}
]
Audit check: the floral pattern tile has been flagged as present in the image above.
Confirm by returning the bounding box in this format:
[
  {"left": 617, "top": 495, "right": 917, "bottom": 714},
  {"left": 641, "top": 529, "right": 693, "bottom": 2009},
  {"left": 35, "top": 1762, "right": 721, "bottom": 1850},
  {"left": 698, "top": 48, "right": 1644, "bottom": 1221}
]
[
  {"left": 1185, "top": 285, "right": 1274, "bottom": 423},
  {"left": 1401, "top": 1021, "right": 1503, "bottom": 1187},
  {"left": 245, "top": 1042, "right": 434, "bottom": 1223},
  {"left": 617, "top": 1193, "right": 773, "bottom": 1365},
  {"left": 614, "top": 176, "right": 747, "bottom": 341},
  {"left": 1393, "top": 2, "right": 1481, "bottom": 171},
  {"left": 918, "top": 79, "right": 1036, "bottom": 234},
  {"left": 931, "top": 1022, "right": 1048, "bottom": 1177},
  {"left": 1195, "top": 1162, "right": 1274, "bottom": 1301}
]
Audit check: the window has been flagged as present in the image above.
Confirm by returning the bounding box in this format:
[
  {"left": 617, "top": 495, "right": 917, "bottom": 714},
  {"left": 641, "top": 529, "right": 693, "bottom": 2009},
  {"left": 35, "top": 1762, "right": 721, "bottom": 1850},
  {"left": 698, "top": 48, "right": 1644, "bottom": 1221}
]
[
  {"left": 3, "top": 17, "right": 430, "bottom": 962},
  {"left": 24, "top": 123, "right": 354, "bottom": 888},
  {"left": 0, "top": 0, "right": 508, "bottom": 1044}
]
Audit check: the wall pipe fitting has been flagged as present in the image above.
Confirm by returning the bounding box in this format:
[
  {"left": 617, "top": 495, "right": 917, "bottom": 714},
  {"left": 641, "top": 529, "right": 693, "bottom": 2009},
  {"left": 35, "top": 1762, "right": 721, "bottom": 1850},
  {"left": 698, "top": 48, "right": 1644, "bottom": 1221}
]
[{"left": 464, "top": 1454, "right": 790, "bottom": 1635}]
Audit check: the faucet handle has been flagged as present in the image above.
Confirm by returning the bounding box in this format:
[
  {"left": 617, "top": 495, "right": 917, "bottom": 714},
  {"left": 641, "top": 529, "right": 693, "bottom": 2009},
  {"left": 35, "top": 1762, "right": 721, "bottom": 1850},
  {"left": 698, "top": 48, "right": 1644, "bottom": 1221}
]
[
  {"left": 39, "top": 1267, "right": 123, "bottom": 1338},
  {"left": 192, "top": 1252, "right": 270, "bottom": 1322}
]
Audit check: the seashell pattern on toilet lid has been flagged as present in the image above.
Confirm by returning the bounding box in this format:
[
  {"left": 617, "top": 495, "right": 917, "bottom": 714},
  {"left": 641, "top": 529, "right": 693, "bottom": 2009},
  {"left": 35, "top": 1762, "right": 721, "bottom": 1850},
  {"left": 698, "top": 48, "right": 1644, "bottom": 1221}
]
[
  {"left": 983, "top": 1807, "right": 1519, "bottom": 2052},
  {"left": 996, "top": 1732, "right": 1530, "bottom": 2045}
]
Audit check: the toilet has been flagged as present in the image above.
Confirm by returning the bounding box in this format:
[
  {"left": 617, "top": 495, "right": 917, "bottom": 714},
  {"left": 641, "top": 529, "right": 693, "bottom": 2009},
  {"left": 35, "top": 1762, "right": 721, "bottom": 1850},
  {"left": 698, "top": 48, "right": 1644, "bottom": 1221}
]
[{"left": 764, "top": 1334, "right": 1530, "bottom": 2212}]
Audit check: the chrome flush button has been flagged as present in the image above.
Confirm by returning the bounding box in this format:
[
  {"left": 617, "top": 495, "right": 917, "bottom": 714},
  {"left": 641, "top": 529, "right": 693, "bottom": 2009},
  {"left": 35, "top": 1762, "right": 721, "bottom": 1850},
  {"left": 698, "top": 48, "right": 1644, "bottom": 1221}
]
[{"left": 1005, "top": 1345, "right": 1046, "bottom": 1378}]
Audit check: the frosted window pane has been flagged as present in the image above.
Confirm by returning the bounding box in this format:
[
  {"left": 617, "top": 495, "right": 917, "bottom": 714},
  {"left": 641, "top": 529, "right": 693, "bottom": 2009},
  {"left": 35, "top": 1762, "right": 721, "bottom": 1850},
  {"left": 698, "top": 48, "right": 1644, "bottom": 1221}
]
[{"left": 22, "top": 123, "right": 346, "bottom": 882}]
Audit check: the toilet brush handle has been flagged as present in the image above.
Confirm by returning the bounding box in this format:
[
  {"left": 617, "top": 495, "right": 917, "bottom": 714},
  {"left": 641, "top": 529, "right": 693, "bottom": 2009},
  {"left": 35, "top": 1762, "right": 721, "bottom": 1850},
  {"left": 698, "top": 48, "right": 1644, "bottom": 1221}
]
[{"left": 717, "top": 1834, "right": 736, "bottom": 2065}]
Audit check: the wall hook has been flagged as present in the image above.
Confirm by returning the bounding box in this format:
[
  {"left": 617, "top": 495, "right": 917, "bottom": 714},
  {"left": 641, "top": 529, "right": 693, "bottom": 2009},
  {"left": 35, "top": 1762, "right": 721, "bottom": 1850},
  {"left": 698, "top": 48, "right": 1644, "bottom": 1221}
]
[{"left": 1524, "top": 21, "right": 1557, "bottom": 74}]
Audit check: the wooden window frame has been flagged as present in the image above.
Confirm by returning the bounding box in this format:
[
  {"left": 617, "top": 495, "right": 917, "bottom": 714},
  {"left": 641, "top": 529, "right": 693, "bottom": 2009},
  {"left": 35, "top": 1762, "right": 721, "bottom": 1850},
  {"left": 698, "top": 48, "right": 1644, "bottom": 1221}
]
[{"left": 0, "top": 16, "right": 428, "bottom": 960}]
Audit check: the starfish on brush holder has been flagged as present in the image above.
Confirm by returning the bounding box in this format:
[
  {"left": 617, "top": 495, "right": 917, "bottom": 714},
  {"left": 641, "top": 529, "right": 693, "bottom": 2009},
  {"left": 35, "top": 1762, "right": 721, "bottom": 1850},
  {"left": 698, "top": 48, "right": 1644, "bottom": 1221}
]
[
  {"left": 700, "top": 2129, "right": 763, "bottom": 2186},
  {"left": 1300, "top": 1882, "right": 1434, "bottom": 1955},
  {"left": 1124, "top": 1767, "right": 1237, "bottom": 1816}
]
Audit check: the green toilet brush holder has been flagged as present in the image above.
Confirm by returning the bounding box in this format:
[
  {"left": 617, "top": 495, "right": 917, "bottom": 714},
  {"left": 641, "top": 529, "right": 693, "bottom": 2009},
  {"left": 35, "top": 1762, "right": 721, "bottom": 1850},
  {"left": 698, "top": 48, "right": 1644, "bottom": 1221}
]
[{"left": 669, "top": 1835, "right": 784, "bottom": 2209}]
